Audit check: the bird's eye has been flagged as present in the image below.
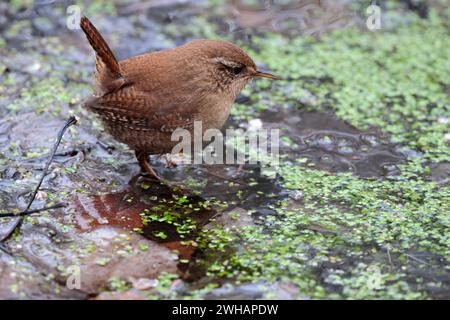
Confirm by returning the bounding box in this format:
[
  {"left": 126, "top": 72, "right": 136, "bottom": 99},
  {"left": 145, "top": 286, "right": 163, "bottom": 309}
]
[
  {"left": 220, "top": 62, "right": 245, "bottom": 76},
  {"left": 232, "top": 66, "right": 244, "bottom": 75}
]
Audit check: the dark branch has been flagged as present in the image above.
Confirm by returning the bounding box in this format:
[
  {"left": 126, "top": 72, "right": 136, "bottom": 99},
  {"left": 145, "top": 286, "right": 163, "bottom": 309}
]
[
  {"left": 24, "top": 116, "right": 77, "bottom": 211},
  {"left": 0, "top": 203, "right": 67, "bottom": 218},
  {"left": 0, "top": 116, "right": 77, "bottom": 244}
]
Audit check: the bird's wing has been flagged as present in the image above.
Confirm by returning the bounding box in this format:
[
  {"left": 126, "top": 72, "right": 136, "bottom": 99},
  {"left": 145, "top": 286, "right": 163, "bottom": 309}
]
[{"left": 83, "top": 91, "right": 200, "bottom": 133}]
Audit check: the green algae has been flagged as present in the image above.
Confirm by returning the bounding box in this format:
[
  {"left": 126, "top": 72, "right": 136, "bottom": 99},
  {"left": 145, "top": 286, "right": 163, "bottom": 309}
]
[
  {"left": 247, "top": 11, "right": 450, "bottom": 166},
  {"left": 139, "top": 194, "right": 214, "bottom": 242},
  {"left": 195, "top": 165, "right": 448, "bottom": 298},
  {"left": 185, "top": 5, "right": 450, "bottom": 299}
]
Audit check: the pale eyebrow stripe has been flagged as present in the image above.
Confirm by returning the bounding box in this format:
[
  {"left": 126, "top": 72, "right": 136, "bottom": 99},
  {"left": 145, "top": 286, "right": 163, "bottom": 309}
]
[{"left": 211, "top": 57, "right": 242, "bottom": 68}]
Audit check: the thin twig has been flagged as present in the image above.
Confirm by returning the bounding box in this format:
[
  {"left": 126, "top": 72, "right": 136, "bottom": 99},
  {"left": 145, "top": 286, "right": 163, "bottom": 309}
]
[
  {"left": 0, "top": 116, "right": 77, "bottom": 244},
  {"left": 25, "top": 116, "right": 77, "bottom": 211},
  {"left": 0, "top": 203, "right": 67, "bottom": 218},
  {"left": 0, "top": 242, "right": 11, "bottom": 255}
]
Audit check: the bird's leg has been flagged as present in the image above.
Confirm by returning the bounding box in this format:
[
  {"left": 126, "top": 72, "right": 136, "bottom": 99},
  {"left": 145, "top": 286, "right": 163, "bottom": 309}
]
[
  {"left": 135, "top": 151, "right": 192, "bottom": 194},
  {"left": 135, "top": 151, "right": 163, "bottom": 181}
]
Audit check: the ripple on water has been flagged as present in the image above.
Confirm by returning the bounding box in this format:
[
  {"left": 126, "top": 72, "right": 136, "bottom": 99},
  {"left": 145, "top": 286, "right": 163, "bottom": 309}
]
[{"left": 259, "top": 108, "right": 406, "bottom": 178}]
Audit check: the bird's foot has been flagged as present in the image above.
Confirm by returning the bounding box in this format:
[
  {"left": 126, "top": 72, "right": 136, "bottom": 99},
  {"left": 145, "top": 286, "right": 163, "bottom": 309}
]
[{"left": 135, "top": 151, "right": 193, "bottom": 195}]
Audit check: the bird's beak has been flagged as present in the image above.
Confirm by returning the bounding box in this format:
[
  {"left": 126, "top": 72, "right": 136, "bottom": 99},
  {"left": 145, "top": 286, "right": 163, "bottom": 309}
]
[{"left": 254, "top": 71, "right": 279, "bottom": 80}]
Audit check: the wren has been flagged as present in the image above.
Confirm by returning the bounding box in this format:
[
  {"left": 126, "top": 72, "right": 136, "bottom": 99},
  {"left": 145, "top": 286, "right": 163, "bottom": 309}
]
[{"left": 80, "top": 16, "right": 278, "bottom": 181}]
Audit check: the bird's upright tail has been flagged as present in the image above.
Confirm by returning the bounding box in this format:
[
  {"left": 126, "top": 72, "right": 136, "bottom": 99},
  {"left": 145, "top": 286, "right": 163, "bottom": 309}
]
[{"left": 80, "top": 16, "right": 125, "bottom": 96}]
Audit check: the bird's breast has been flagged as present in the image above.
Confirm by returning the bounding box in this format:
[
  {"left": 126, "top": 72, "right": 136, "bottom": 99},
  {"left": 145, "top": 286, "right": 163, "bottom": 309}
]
[{"left": 197, "top": 95, "right": 234, "bottom": 130}]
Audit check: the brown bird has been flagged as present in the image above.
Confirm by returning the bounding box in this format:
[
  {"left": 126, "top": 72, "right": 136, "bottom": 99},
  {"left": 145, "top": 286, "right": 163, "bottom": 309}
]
[{"left": 79, "top": 16, "right": 278, "bottom": 181}]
